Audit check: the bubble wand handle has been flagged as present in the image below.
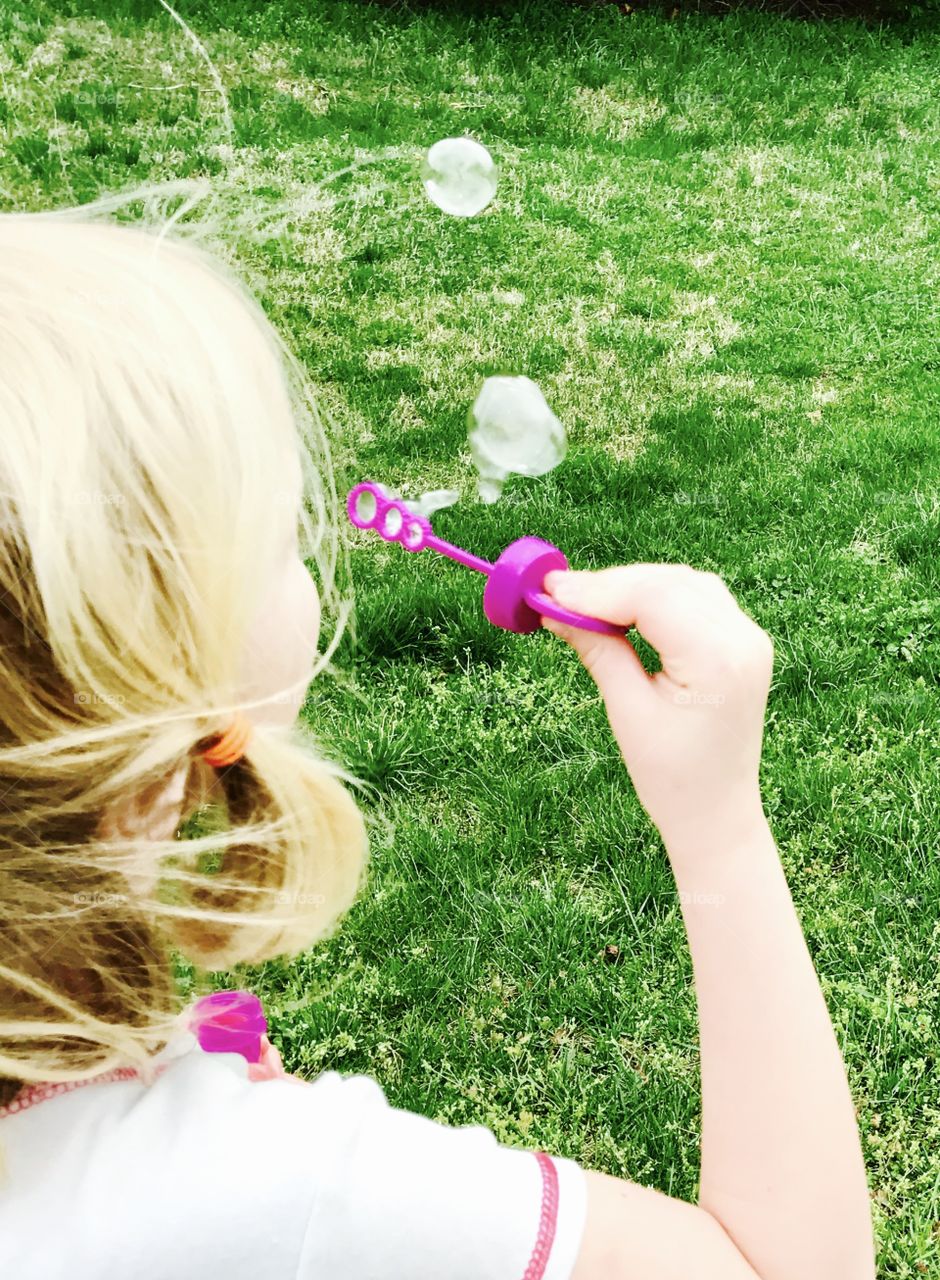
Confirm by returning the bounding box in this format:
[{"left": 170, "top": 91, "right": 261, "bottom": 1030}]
[
  {"left": 423, "top": 534, "right": 494, "bottom": 576},
  {"left": 347, "top": 481, "right": 624, "bottom": 637}
]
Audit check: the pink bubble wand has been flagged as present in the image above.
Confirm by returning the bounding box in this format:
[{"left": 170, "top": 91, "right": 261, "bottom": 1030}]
[{"left": 347, "top": 482, "right": 623, "bottom": 637}]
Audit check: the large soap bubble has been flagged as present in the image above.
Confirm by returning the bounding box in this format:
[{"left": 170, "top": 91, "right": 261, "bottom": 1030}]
[
  {"left": 365, "top": 377, "right": 564, "bottom": 520},
  {"left": 468, "top": 376, "right": 567, "bottom": 504},
  {"left": 421, "top": 138, "right": 498, "bottom": 218}
]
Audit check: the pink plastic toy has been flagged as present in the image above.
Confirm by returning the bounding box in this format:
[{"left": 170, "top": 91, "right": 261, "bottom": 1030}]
[
  {"left": 347, "top": 481, "right": 624, "bottom": 637},
  {"left": 189, "top": 990, "right": 267, "bottom": 1064}
]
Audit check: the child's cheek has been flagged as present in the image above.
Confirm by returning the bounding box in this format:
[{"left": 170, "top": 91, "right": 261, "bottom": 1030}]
[
  {"left": 242, "top": 554, "right": 320, "bottom": 726},
  {"left": 288, "top": 554, "right": 321, "bottom": 661}
]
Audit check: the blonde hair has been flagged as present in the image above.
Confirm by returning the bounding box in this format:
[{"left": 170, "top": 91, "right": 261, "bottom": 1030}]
[{"left": 0, "top": 207, "right": 372, "bottom": 1106}]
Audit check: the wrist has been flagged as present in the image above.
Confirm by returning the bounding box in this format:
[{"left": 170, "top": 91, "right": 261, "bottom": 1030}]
[{"left": 657, "top": 786, "right": 772, "bottom": 874}]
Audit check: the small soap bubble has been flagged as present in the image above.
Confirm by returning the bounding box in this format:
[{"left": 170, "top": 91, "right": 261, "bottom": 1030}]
[
  {"left": 374, "top": 484, "right": 401, "bottom": 501},
  {"left": 467, "top": 376, "right": 567, "bottom": 504},
  {"left": 421, "top": 138, "right": 498, "bottom": 218},
  {"left": 411, "top": 489, "right": 461, "bottom": 518}
]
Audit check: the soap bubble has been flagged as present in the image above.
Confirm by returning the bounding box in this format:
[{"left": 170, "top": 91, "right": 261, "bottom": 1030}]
[
  {"left": 411, "top": 489, "right": 461, "bottom": 518},
  {"left": 368, "top": 486, "right": 460, "bottom": 522},
  {"left": 421, "top": 138, "right": 497, "bottom": 218},
  {"left": 468, "top": 376, "right": 567, "bottom": 504}
]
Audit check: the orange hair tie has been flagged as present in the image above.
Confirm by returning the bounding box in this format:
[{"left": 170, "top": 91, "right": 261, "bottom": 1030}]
[{"left": 199, "top": 713, "right": 252, "bottom": 769}]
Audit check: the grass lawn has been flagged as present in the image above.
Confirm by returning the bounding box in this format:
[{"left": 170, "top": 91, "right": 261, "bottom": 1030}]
[{"left": 2, "top": 0, "right": 939, "bottom": 1271}]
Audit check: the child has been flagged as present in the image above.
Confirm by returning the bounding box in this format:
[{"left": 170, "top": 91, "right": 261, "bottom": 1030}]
[{"left": 0, "top": 213, "right": 875, "bottom": 1279}]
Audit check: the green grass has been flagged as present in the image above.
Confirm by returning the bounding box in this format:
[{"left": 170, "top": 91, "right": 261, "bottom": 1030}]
[{"left": 3, "top": 0, "right": 939, "bottom": 1272}]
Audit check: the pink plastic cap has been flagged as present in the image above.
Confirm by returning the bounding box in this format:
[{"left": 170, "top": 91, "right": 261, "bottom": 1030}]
[
  {"left": 189, "top": 990, "right": 267, "bottom": 1064},
  {"left": 483, "top": 537, "right": 569, "bottom": 633}
]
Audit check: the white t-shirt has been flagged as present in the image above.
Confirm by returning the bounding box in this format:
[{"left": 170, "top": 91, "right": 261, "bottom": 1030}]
[{"left": 0, "top": 1034, "right": 588, "bottom": 1279}]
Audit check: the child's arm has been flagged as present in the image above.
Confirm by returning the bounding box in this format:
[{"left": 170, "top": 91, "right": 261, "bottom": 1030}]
[
  {"left": 539, "top": 565, "right": 875, "bottom": 1280},
  {"left": 665, "top": 808, "right": 873, "bottom": 1279}
]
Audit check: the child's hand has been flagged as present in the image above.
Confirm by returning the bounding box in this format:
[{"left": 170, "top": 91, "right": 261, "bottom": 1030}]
[
  {"left": 541, "top": 564, "right": 773, "bottom": 851},
  {"left": 246, "top": 1035, "right": 288, "bottom": 1082}
]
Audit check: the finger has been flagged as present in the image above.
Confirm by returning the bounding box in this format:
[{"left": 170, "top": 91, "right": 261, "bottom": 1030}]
[
  {"left": 544, "top": 564, "right": 730, "bottom": 684},
  {"left": 541, "top": 612, "right": 657, "bottom": 716}
]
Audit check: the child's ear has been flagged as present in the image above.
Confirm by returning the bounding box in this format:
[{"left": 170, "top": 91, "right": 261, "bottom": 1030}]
[{"left": 98, "top": 759, "right": 202, "bottom": 854}]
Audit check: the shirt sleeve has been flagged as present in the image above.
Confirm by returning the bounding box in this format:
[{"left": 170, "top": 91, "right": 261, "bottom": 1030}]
[{"left": 289, "top": 1070, "right": 589, "bottom": 1280}]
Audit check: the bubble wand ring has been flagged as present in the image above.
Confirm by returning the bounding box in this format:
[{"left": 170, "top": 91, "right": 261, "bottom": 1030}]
[{"left": 347, "top": 482, "right": 624, "bottom": 637}]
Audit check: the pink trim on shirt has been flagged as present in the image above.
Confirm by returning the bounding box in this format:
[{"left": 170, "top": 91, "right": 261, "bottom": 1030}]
[
  {"left": 0, "top": 1067, "right": 142, "bottom": 1120},
  {"left": 0, "top": 1047, "right": 305, "bottom": 1121},
  {"left": 521, "top": 1150, "right": 560, "bottom": 1280}
]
